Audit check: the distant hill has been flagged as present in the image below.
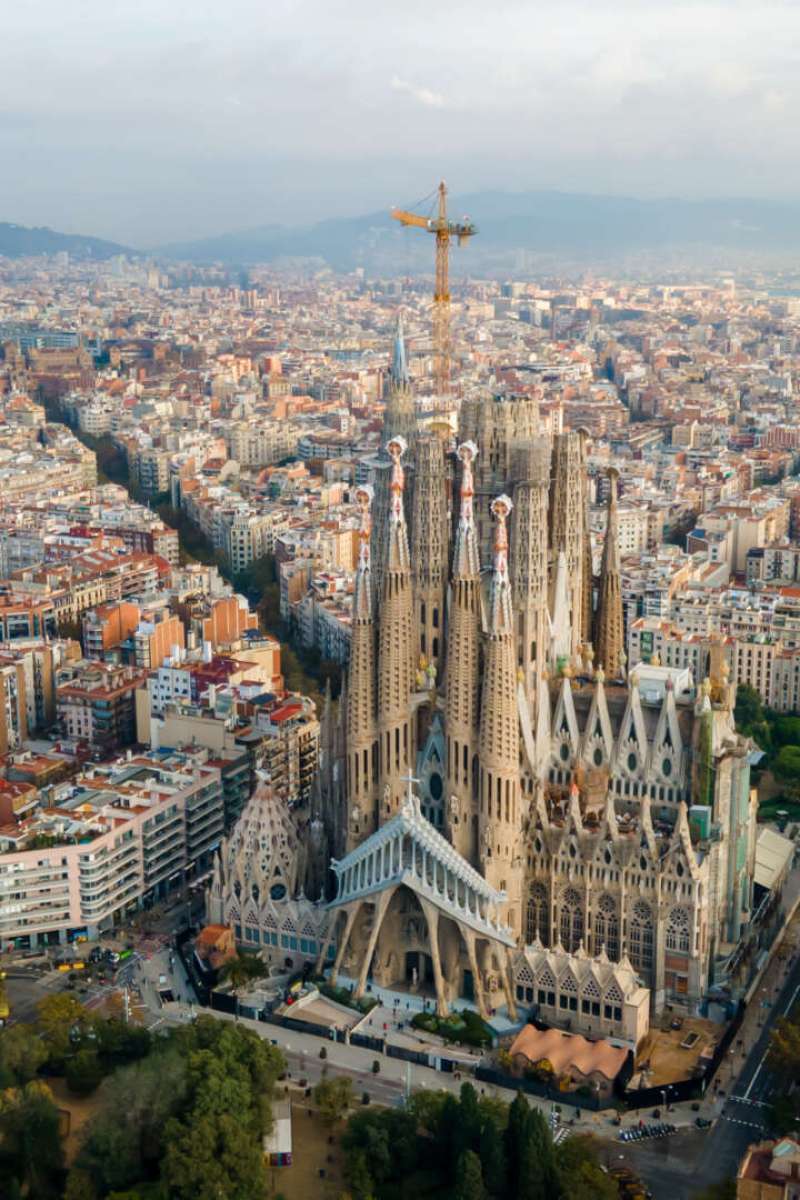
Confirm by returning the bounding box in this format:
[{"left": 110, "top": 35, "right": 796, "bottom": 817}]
[
  {"left": 158, "top": 191, "right": 800, "bottom": 272},
  {"left": 0, "top": 222, "right": 132, "bottom": 260}
]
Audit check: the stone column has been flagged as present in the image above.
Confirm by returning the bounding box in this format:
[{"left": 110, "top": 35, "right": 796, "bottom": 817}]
[
  {"left": 353, "top": 888, "right": 396, "bottom": 1000},
  {"left": 501, "top": 948, "right": 518, "bottom": 1021},
  {"left": 419, "top": 898, "right": 448, "bottom": 1017},
  {"left": 461, "top": 926, "right": 489, "bottom": 1020},
  {"left": 330, "top": 901, "right": 361, "bottom": 986}
]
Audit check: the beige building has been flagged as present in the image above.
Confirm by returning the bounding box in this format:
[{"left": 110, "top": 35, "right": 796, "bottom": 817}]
[{"left": 737, "top": 1138, "right": 800, "bottom": 1200}]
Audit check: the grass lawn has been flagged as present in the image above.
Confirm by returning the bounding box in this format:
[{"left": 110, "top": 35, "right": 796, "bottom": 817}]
[{"left": 267, "top": 1097, "right": 344, "bottom": 1200}]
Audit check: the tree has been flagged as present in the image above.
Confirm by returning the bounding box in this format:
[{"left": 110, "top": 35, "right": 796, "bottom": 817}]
[
  {"left": 343, "top": 1148, "right": 374, "bottom": 1200},
  {"left": 36, "top": 992, "right": 91, "bottom": 1063},
  {"left": 0, "top": 1022, "right": 48, "bottom": 1086},
  {"left": 691, "top": 1182, "right": 736, "bottom": 1200},
  {"left": 479, "top": 1118, "right": 506, "bottom": 1197},
  {"left": 66, "top": 1048, "right": 105, "bottom": 1096},
  {"left": 769, "top": 1015, "right": 800, "bottom": 1080},
  {"left": 219, "top": 952, "right": 266, "bottom": 994},
  {"left": 557, "top": 1135, "right": 617, "bottom": 1200},
  {"left": 455, "top": 1149, "right": 486, "bottom": 1200},
  {"left": 163, "top": 1111, "right": 268, "bottom": 1200},
  {"left": 314, "top": 1076, "right": 353, "bottom": 1126},
  {"left": 0, "top": 1081, "right": 64, "bottom": 1198}
]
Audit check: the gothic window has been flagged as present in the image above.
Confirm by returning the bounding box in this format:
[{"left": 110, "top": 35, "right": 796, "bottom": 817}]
[
  {"left": 629, "top": 900, "right": 654, "bottom": 973},
  {"left": 666, "top": 906, "right": 690, "bottom": 953},
  {"left": 581, "top": 974, "right": 601, "bottom": 1016},
  {"left": 559, "top": 886, "right": 584, "bottom": 953},
  {"left": 526, "top": 882, "right": 550, "bottom": 944},
  {"left": 593, "top": 746, "right": 603, "bottom": 766},
  {"left": 594, "top": 893, "right": 620, "bottom": 960},
  {"left": 559, "top": 971, "right": 579, "bottom": 1011}
]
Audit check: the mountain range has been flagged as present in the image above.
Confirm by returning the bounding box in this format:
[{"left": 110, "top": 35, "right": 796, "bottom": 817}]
[
  {"left": 6, "top": 191, "right": 800, "bottom": 271},
  {"left": 0, "top": 222, "right": 130, "bottom": 261},
  {"left": 157, "top": 191, "right": 800, "bottom": 272}
]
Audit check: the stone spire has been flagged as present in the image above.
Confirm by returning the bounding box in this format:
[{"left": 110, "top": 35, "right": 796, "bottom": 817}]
[
  {"left": 479, "top": 494, "right": 523, "bottom": 938},
  {"left": 372, "top": 313, "right": 416, "bottom": 608},
  {"left": 579, "top": 430, "right": 595, "bottom": 657},
  {"left": 549, "top": 430, "right": 586, "bottom": 656},
  {"left": 345, "top": 484, "right": 379, "bottom": 848},
  {"left": 445, "top": 441, "right": 482, "bottom": 861},
  {"left": 510, "top": 437, "right": 551, "bottom": 713},
  {"left": 593, "top": 467, "right": 625, "bottom": 680},
  {"left": 411, "top": 431, "right": 449, "bottom": 672},
  {"left": 383, "top": 312, "right": 415, "bottom": 442},
  {"left": 377, "top": 437, "right": 415, "bottom": 822}
]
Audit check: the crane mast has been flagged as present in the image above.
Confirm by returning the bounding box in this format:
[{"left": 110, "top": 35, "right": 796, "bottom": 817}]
[{"left": 390, "top": 181, "right": 476, "bottom": 406}]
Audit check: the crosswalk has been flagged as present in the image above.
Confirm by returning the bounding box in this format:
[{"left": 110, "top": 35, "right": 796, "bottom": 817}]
[{"left": 720, "top": 1114, "right": 766, "bottom": 1133}]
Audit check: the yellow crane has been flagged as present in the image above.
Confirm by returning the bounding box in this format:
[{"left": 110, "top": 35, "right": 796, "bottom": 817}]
[{"left": 391, "top": 181, "right": 477, "bottom": 401}]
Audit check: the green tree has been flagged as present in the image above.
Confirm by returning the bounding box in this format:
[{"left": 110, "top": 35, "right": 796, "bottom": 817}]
[
  {"left": 458, "top": 1082, "right": 482, "bottom": 1153},
  {"left": 455, "top": 1148, "right": 486, "bottom": 1200},
  {"left": 503, "top": 1092, "right": 529, "bottom": 1197},
  {"left": 66, "top": 1048, "right": 105, "bottom": 1096},
  {"left": 343, "top": 1148, "right": 374, "bottom": 1200},
  {"left": 0, "top": 1022, "right": 48, "bottom": 1086},
  {"left": 0, "top": 1081, "right": 64, "bottom": 1198},
  {"left": 769, "top": 1015, "right": 800, "bottom": 1079},
  {"left": 314, "top": 1075, "right": 354, "bottom": 1126},
  {"left": 557, "top": 1135, "right": 617, "bottom": 1200},
  {"left": 691, "top": 1181, "right": 736, "bottom": 1200},
  {"left": 219, "top": 952, "right": 267, "bottom": 994},
  {"left": 162, "top": 1111, "right": 268, "bottom": 1200},
  {"left": 479, "top": 1117, "right": 506, "bottom": 1197},
  {"left": 36, "top": 992, "right": 91, "bottom": 1064}
]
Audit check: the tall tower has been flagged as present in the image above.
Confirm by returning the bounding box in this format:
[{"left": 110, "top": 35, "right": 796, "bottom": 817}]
[
  {"left": 345, "top": 485, "right": 379, "bottom": 848},
  {"left": 445, "top": 441, "right": 482, "bottom": 862},
  {"left": 377, "top": 437, "right": 415, "bottom": 821},
  {"left": 510, "top": 437, "right": 551, "bottom": 713},
  {"left": 478, "top": 495, "right": 523, "bottom": 937},
  {"left": 411, "top": 432, "right": 449, "bottom": 673},
  {"left": 549, "top": 430, "right": 585, "bottom": 655},
  {"left": 594, "top": 467, "right": 625, "bottom": 679},
  {"left": 372, "top": 314, "right": 415, "bottom": 607}
]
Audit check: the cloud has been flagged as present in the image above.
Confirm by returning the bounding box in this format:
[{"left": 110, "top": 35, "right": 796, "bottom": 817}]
[{"left": 390, "top": 76, "right": 446, "bottom": 108}]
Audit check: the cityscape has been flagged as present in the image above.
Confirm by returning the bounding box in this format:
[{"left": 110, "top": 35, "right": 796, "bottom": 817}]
[{"left": 4, "top": 5, "right": 800, "bottom": 1200}]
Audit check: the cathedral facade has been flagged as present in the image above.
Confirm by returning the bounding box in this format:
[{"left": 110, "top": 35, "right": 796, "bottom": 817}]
[{"left": 312, "top": 320, "right": 757, "bottom": 1020}]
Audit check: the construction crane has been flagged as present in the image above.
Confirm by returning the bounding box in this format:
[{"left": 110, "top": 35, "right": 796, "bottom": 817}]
[{"left": 391, "top": 181, "right": 476, "bottom": 402}]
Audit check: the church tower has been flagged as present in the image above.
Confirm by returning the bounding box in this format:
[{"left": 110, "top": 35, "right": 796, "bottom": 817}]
[
  {"left": 479, "top": 495, "right": 523, "bottom": 936},
  {"left": 510, "top": 437, "right": 551, "bottom": 714},
  {"left": 445, "top": 441, "right": 482, "bottom": 862},
  {"left": 411, "top": 431, "right": 449, "bottom": 673},
  {"left": 344, "top": 485, "right": 379, "bottom": 849},
  {"left": 549, "top": 429, "right": 587, "bottom": 656},
  {"left": 594, "top": 466, "right": 625, "bottom": 679},
  {"left": 372, "top": 314, "right": 415, "bottom": 607},
  {"left": 377, "top": 437, "right": 415, "bottom": 821}
]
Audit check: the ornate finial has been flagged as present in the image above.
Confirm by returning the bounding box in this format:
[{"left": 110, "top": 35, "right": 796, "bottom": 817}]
[
  {"left": 490, "top": 494, "right": 513, "bottom": 574},
  {"left": 386, "top": 436, "right": 407, "bottom": 521},
  {"left": 665, "top": 675, "right": 674, "bottom": 692},
  {"left": 595, "top": 664, "right": 605, "bottom": 684},
  {"left": 517, "top": 666, "right": 525, "bottom": 684},
  {"left": 630, "top": 667, "right": 639, "bottom": 689},
  {"left": 701, "top": 676, "right": 712, "bottom": 697},
  {"left": 354, "top": 484, "right": 373, "bottom": 568},
  {"left": 457, "top": 441, "right": 478, "bottom": 521}
]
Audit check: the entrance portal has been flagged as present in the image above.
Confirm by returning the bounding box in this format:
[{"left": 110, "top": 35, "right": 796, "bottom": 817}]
[{"left": 405, "top": 950, "right": 434, "bottom": 989}]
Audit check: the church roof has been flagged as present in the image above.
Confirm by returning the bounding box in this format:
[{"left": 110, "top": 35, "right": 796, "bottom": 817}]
[{"left": 329, "top": 784, "right": 515, "bottom": 946}]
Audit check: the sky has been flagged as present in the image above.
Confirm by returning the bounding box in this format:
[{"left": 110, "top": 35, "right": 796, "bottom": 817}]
[{"left": 2, "top": 0, "right": 800, "bottom": 247}]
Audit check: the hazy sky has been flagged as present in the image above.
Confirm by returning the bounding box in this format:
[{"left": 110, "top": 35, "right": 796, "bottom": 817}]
[{"left": 2, "top": 0, "right": 799, "bottom": 246}]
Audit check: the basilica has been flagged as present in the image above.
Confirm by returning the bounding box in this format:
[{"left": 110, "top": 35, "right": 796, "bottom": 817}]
[{"left": 208, "top": 319, "right": 758, "bottom": 1024}]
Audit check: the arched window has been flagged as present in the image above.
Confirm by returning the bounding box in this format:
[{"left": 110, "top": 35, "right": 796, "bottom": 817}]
[
  {"left": 594, "top": 893, "right": 619, "bottom": 960},
  {"left": 666, "top": 906, "right": 690, "bottom": 953},
  {"left": 526, "top": 881, "right": 550, "bottom": 944},
  {"left": 559, "top": 886, "right": 584, "bottom": 953},
  {"left": 628, "top": 900, "right": 654, "bottom": 974}
]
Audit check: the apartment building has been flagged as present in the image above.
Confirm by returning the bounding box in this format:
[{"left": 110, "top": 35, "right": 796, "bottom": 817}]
[
  {"left": 0, "top": 750, "right": 223, "bottom": 948},
  {"left": 57, "top": 662, "right": 147, "bottom": 754}
]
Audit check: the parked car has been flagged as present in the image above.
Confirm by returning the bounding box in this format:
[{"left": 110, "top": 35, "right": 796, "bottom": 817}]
[{"left": 695, "top": 1117, "right": 712, "bottom": 1129}]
